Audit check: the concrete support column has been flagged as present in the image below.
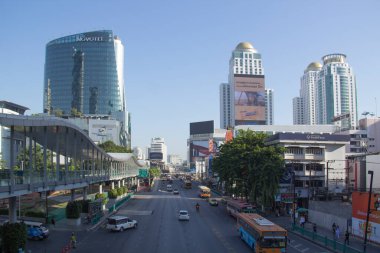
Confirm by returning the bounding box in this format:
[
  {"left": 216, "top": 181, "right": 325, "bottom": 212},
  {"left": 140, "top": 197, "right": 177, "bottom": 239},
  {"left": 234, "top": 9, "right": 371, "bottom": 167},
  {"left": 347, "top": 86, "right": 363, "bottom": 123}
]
[
  {"left": 10, "top": 126, "right": 15, "bottom": 190},
  {"left": 111, "top": 181, "right": 115, "bottom": 190},
  {"left": 118, "top": 180, "right": 121, "bottom": 188},
  {"left": 70, "top": 189, "right": 75, "bottom": 202},
  {"left": 99, "top": 184, "right": 103, "bottom": 194},
  {"left": 83, "top": 187, "right": 88, "bottom": 200},
  {"left": 8, "top": 197, "right": 17, "bottom": 223},
  {"left": 122, "top": 179, "right": 125, "bottom": 187}
]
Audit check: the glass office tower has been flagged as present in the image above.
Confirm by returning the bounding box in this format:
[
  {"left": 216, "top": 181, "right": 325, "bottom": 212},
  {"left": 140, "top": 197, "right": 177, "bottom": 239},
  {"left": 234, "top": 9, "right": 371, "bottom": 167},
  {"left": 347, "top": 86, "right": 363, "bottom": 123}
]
[{"left": 43, "top": 30, "right": 125, "bottom": 115}]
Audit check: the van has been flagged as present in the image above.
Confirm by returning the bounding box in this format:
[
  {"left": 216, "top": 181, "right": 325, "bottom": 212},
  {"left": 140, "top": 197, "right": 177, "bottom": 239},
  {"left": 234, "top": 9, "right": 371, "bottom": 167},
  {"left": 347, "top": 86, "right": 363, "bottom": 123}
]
[
  {"left": 2, "top": 220, "right": 49, "bottom": 238},
  {"left": 166, "top": 184, "right": 173, "bottom": 192},
  {"left": 106, "top": 216, "right": 138, "bottom": 232},
  {"left": 24, "top": 221, "right": 49, "bottom": 238}
]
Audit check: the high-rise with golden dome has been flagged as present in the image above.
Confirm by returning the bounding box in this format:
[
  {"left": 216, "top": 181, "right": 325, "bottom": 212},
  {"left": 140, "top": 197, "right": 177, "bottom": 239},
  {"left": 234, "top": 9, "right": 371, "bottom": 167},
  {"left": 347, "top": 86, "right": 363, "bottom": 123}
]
[
  {"left": 220, "top": 42, "right": 273, "bottom": 128},
  {"left": 293, "top": 62, "right": 322, "bottom": 125},
  {"left": 293, "top": 54, "right": 357, "bottom": 130}
]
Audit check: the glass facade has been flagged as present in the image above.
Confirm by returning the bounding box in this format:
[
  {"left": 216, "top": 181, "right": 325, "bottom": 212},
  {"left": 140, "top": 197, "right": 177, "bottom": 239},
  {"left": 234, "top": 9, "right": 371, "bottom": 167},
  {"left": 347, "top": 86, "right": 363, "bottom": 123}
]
[{"left": 43, "top": 30, "right": 125, "bottom": 115}]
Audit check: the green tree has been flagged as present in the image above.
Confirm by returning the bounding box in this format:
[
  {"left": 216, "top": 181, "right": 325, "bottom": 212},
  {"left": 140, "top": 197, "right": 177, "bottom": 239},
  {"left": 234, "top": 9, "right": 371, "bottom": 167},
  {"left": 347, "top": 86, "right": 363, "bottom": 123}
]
[
  {"left": 70, "top": 107, "right": 82, "bottom": 117},
  {"left": 53, "top": 108, "right": 63, "bottom": 117},
  {"left": 98, "top": 141, "right": 132, "bottom": 153},
  {"left": 0, "top": 152, "right": 7, "bottom": 169},
  {"left": 149, "top": 167, "right": 161, "bottom": 178},
  {"left": 213, "top": 129, "right": 285, "bottom": 209},
  {"left": 0, "top": 222, "right": 27, "bottom": 253},
  {"left": 15, "top": 146, "right": 55, "bottom": 171}
]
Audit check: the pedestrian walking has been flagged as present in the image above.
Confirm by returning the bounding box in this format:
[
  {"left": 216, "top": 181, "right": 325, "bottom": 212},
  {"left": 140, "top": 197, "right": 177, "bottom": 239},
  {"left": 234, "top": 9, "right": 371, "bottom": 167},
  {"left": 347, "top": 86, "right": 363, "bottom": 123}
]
[
  {"left": 313, "top": 223, "right": 317, "bottom": 233},
  {"left": 332, "top": 222, "right": 336, "bottom": 237},
  {"left": 51, "top": 217, "right": 56, "bottom": 227},
  {"left": 335, "top": 225, "right": 340, "bottom": 239},
  {"left": 300, "top": 215, "right": 305, "bottom": 228},
  {"left": 344, "top": 230, "right": 350, "bottom": 245},
  {"left": 70, "top": 232, "right": 77, "bottom": 249}
]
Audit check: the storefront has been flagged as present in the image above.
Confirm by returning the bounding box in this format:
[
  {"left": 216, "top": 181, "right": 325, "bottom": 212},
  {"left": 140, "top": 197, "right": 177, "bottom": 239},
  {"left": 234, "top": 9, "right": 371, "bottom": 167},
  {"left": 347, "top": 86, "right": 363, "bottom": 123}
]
[{"left": 352, "top": 191, "right": 380, "bottom": 244}]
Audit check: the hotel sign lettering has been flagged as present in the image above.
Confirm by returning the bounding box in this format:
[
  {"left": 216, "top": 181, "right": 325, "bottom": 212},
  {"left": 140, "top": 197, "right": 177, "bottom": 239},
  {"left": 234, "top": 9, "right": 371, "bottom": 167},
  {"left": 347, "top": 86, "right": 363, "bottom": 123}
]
[{"left": 77, "top": 36, "right": 105, "bottom": 42}]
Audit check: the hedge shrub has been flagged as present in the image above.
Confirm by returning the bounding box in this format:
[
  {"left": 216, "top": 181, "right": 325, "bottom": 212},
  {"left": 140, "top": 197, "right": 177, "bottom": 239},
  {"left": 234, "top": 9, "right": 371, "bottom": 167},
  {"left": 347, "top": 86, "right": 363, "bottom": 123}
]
[
  {"left": 0, "top": 222, "right": 27, "bottom": 253},
  {"left": 116, "top": 187, "right": 124, "bottom": 196},
  {"left": 108, "top": 189, "right": 118, "bottom": 199},
  {"left": 66, "top": 201, "right": 81, "bottom": 219},
  {"left": 24, "top": 210, "right": 45, "bottom": 218},
  {"left": 95, "top": 193, "right": 108, "bottom": 205}
]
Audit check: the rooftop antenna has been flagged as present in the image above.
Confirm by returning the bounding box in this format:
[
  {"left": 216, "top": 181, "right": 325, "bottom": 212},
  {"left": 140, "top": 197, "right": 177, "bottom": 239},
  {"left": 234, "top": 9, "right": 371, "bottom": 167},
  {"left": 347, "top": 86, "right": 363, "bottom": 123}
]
[{"left": 375, "top": 97, "right": 378, "bottom": 117}]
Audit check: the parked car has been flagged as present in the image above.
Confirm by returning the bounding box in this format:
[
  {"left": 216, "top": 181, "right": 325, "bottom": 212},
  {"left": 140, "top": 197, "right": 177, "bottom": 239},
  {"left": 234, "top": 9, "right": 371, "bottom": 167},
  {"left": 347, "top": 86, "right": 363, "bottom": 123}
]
[
  {"left": 173, "top": 189, "right": 179, "bottom": 195},
  {"left": 208, "top": 198, "right": 218, "bottom": 206},
  {"left": 106, "top": 216, "right": 138, "bottom": 232},
  {"left": 3, "top": 220, "right": 49, "bottom": 238},
  {"left": 24, "top": 221, "right": 49, "bottom": 238},
  {"left": 27, "top": 227, "right": 44, "bottom": 240},
  {"left": 178, "top": 210, "right": 190, "bottom": 221}
]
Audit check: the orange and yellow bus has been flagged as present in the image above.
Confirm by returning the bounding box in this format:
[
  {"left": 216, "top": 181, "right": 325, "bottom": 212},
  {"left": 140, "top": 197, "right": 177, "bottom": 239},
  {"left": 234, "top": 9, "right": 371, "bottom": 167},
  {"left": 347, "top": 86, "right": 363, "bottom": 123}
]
[
  {"left": 226, "top": 198, "right": 255, "bottom": 218},
  {"left": 236, "top": 213, "right": 287, "bottom": 253},
  {"left": 198, "top": 186, "right": 211, "bottom": 198}
]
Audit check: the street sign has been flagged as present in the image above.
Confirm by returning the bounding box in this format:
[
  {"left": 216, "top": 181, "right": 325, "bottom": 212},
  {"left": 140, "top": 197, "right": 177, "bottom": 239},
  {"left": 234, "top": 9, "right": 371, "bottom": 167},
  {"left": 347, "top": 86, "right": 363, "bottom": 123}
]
[{"left": 139, "top": 169, "right": 149, "bottom": 178}]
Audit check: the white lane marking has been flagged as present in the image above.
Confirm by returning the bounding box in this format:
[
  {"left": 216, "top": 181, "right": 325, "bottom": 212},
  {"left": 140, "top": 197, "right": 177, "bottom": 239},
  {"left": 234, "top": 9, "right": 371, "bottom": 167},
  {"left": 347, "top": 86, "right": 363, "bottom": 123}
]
[
  {"left": 293, "top": 243, "right": 302, "bottom": 248},
  {"left": 300, "top": 247, "right": 310, "bottom": 252}
]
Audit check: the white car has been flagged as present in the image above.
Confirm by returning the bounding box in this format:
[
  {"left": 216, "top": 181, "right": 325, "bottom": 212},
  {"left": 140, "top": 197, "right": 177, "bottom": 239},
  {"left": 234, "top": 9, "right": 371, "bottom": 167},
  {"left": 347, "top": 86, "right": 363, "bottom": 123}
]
[
  {"left": 178, "top": 210, "right": 190, "bottom": 221},
  {"left": 106, "top": 216, "right": 138, "bottom": 231}
]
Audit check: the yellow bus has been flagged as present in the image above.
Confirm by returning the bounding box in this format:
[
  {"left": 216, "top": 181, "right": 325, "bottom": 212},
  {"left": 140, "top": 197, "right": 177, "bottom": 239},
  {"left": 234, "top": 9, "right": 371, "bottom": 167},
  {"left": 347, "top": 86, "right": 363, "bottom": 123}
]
[
  {"left": 236, "top": 213, "right": 287, "bottom": 253},
  {"left": 198, "top": 186, "right": 211, "bottom": 198}
]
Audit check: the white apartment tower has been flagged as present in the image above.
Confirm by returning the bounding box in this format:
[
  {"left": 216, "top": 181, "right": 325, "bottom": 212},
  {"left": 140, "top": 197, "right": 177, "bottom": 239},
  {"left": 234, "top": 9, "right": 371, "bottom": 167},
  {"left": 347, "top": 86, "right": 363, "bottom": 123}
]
[
  {"left": 293, "top": 62, "right": 321, "bottom": 125},
  {"left": 293, "top": 97, "right": 304, "bottom": 125},
  {"left": 265, "top": 89, "right": 274, "bottom": 125},
  {"left": 220, "top": 42, "right": 274, "bottom": 128},
  {"left": 149, "top": 137, "right": 167, "bottom": 164},
  {"left": 316, "top": 54, "right": 357, "bottom": 129},
  {"left": 219, "top": 83, "right": 232, "bottom": 129}
]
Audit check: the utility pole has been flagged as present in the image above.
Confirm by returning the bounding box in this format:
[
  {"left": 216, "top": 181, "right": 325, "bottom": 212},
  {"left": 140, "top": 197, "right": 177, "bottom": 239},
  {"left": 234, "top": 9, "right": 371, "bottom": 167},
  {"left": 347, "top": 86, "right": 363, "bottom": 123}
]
[
  {"left": 363, "top": 170, "right": 374, "bottom": 252},
  {"left": 293, "top": 170, "right": 296, "bottom": 226}
]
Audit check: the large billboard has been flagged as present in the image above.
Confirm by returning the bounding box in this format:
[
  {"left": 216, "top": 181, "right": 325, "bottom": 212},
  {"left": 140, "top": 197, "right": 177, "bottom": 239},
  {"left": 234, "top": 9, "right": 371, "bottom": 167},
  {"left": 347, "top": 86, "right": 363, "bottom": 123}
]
[
  {"left": 190, "top": 140, "right": 217, "bottom": 163},
  {"left": 149, "top": 152, "right": 163, "bottom": 160},
  {"left": 352, "top": 192, "right": 380, "bottom": 244},
  {"left": 190, "top": 121, "right": 214, "bottom": 135},
  {"left": 234, "top": 75, "right": 266, "bottom": 125}
]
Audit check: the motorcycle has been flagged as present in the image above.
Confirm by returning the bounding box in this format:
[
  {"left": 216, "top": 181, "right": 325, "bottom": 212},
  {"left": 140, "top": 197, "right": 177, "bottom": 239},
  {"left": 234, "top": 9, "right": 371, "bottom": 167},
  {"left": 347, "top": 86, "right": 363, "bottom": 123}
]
[{"left": 195, "top": 203, "right": 200, "bottom": 212}]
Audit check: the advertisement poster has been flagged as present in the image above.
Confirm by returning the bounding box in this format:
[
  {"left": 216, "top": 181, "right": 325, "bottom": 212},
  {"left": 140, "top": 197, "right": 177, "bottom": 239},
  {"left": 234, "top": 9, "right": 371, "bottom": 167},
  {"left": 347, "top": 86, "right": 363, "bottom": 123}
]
[
  {"left": 352, "top": 192, "right": 380, "bottom": 243},
  {"left": 234, "top": 75, "right": 265, "bottom": 124}
]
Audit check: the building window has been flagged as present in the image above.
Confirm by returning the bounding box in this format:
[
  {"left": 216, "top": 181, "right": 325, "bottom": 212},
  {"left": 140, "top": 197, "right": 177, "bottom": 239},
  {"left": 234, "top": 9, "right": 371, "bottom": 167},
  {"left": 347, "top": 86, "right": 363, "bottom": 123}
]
[
  {"left": 285, "top": 147, "right": 303, "bottom": 155},
  {"left": 305, "top": 147, "right": 323, "bottom": 155},
  {"left": 305, "top": 163, "right": 323, "bottom": 171}
]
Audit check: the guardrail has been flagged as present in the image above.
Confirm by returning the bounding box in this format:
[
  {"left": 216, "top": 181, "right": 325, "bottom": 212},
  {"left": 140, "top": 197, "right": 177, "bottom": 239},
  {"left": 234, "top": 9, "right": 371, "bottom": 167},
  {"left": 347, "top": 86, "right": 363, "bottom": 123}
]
[
  {"left": 108, "top": 193, "right": 133, "bottom": 213},
  {"left": 292, "top": 225, "right": 362, "bottom": 253}
]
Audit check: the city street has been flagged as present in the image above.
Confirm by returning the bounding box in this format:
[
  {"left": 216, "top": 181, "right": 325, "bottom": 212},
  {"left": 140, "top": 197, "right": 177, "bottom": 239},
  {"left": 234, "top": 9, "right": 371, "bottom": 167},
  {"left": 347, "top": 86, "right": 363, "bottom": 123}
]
[{"left": 27, "top": 179, "right": 332, "bottom": 253}]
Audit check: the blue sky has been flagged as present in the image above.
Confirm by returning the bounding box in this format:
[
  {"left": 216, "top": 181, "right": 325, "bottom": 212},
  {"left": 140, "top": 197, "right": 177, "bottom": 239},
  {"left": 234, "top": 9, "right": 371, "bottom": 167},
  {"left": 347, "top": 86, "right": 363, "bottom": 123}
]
[{"left": 1, "top": 0, "right": 380, "bottom": 160}]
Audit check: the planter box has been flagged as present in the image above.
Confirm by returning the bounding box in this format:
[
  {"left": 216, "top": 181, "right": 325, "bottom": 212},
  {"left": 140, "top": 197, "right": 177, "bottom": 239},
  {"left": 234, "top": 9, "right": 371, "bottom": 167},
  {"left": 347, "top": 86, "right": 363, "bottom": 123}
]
[{"left": 66, "top": 217, "right": 81, "bottom": 226}]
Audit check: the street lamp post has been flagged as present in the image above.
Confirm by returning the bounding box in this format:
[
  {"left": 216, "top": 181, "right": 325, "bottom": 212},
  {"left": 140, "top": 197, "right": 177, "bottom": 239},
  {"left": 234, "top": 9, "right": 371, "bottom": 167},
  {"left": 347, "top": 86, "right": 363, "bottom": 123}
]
[
  {"left": 363, "top": 170, "right": 374, "bottom": 252},
  {"left": 293, "top": 170, "right": 296, "bottom": 227},
  {"left": 326, "top": 160, "right": 335, "bottom": 199}
]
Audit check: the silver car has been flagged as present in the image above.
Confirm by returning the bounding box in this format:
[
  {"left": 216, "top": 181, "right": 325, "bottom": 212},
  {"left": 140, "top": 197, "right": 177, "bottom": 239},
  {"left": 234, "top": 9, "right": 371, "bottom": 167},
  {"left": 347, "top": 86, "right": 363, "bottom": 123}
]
[{"left": 178, "top": 210, "right": 190, "bottom": 221}]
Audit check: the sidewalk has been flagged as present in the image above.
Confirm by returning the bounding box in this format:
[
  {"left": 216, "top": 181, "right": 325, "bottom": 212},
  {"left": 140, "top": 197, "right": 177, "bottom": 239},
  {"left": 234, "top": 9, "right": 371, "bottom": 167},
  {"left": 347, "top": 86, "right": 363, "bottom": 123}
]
[
  {"left": 268, "top": 215, "right": 379, "bottom": 253},
  {"left": 49, "top": 192, "right": 135, "bottom": 232}
]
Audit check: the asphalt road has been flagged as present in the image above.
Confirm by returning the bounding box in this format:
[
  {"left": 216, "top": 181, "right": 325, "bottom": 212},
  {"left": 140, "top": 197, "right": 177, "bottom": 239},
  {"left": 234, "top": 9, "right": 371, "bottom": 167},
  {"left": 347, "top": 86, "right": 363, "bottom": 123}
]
[{"left": 27, "top": 179, "right": 332, "bottom": 253}]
